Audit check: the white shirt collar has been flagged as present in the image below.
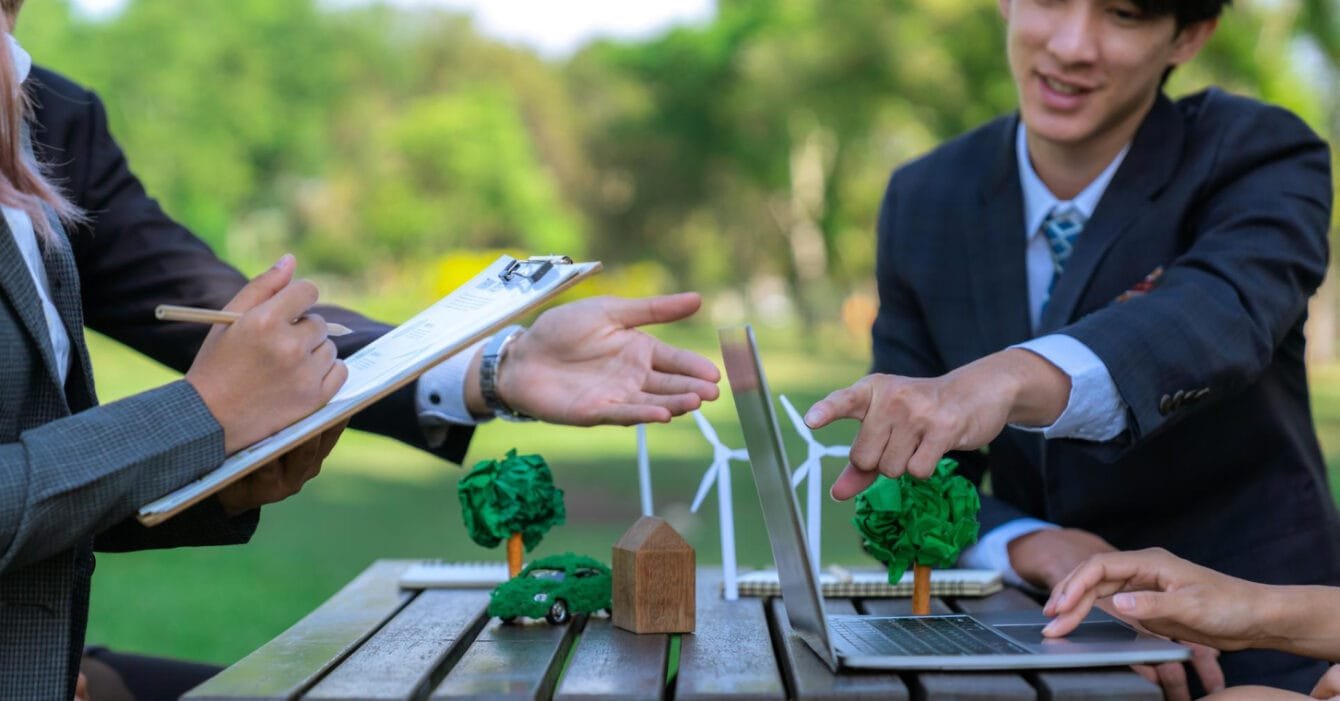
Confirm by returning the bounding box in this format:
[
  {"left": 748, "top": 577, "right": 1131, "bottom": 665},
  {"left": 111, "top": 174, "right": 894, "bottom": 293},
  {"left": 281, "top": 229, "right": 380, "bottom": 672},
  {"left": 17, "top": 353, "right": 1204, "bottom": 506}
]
[
  {"left": 1016, "top": 121, "right": 1129, "bottom": 239},
  {"left": 7, "top": 33, "right": 30, "bottom": 84}
]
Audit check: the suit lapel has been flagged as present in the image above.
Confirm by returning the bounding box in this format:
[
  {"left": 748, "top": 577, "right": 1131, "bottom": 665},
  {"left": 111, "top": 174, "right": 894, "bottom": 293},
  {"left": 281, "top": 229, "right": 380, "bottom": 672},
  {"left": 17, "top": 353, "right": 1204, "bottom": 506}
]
[
  {"left": 0, "top": 214, "right": 64, "bottom": 393},
  {"left": 968, "top": 115, "right": 1033, "bottom": 352},
  {"left": 1038, "top": 94, "right": 1184, "bottom": 332},
  {"left": 39, "top": 205, "right": 96, "bottom": 409}
]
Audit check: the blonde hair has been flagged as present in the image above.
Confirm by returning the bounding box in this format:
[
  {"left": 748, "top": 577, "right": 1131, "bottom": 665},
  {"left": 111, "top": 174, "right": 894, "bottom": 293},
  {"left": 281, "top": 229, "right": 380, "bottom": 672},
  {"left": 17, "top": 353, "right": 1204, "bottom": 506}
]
[{"left": 0, "top": 2, "right": 84, "bottom": 241}]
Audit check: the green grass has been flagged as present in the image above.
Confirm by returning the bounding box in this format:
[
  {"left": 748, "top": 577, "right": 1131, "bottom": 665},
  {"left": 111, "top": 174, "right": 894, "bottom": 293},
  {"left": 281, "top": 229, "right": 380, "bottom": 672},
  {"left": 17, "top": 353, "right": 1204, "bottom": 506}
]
[{"left": 81, "top": 327, "right": 1340, "bottom": 664}]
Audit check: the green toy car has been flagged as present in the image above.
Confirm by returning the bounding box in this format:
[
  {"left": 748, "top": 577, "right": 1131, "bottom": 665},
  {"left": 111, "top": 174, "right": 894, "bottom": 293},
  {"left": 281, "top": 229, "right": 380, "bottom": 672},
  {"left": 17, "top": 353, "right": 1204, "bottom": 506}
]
[{"left": 487, "top": 553, "right": 612, "bottom": 625}]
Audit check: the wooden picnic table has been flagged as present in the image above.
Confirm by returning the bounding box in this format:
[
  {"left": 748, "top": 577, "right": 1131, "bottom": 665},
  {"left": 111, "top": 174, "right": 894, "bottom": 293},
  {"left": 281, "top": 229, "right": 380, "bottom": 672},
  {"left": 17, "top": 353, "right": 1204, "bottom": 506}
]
[{"left": 185, "top": 560, "right": 1163, "bottom": 700}]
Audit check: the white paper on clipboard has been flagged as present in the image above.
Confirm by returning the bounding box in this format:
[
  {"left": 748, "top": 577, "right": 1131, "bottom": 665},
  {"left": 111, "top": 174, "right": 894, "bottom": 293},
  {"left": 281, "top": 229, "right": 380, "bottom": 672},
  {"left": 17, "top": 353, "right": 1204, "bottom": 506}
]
[{"left": 137, "top": 255, "right": 601, "bottom": 526}]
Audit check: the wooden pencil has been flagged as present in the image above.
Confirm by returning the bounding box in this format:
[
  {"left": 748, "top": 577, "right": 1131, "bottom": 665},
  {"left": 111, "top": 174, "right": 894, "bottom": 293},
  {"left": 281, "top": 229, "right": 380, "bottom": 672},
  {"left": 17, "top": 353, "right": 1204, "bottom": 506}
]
[{"left": 154, "top": 304, "right": 353, "bottom": 337}]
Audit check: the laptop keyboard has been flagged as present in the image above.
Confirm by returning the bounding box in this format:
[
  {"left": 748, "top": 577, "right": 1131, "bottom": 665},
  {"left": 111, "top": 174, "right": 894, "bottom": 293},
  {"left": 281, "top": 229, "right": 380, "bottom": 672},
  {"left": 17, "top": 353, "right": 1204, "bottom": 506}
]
[{"left": 830, "top": 616, "right": 1031, "bottom": 656}]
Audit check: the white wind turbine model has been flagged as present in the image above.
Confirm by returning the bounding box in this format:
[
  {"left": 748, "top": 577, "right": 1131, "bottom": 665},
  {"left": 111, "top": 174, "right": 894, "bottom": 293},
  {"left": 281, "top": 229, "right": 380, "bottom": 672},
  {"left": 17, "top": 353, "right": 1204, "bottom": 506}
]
[
  {"left": 689, "top": 410, "right": 750, "bottom": 600},
  {"left": 779, "top": 394, "right": 850, "bottom": 576}
]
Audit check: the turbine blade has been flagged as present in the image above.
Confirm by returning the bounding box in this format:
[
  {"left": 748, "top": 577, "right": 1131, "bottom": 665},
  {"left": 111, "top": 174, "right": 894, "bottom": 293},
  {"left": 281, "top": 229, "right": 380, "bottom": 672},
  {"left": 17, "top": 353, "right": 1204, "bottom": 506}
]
[
  {"left": 692, "top": 410, "right": 724, "bottom": 447},
  {"left": 791, "top": 460, "right": 813, "bottom": 488},
  {"left": 779, "top": 395, "right": 817, "bottom": 443},
  {"left": 690, "top": 462, "right": 721, "bottom": 513}
]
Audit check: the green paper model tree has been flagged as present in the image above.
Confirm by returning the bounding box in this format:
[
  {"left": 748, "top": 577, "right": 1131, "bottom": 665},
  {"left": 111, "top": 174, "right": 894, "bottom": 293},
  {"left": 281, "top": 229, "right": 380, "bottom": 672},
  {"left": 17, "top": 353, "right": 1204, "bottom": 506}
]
[
  {"left": 853, "top": 458, "right": 980, "bottom": 615},
  {"left": 458, "top": 449, "right": 567, "bottom": 578}
]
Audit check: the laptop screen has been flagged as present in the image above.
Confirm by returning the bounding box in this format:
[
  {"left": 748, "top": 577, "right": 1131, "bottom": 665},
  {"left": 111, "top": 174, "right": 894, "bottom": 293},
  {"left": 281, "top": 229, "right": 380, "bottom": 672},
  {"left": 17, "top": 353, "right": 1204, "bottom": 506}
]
[{"left": 719, "top": 326, "right": 837, "bottom": 671}]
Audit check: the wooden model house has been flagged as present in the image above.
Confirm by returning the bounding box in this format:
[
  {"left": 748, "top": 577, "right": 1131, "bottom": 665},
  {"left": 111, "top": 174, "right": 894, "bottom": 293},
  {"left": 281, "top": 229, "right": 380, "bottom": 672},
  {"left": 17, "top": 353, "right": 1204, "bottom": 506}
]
[{"left": 612, "top": 516, "right": 695, "bottom": 633}]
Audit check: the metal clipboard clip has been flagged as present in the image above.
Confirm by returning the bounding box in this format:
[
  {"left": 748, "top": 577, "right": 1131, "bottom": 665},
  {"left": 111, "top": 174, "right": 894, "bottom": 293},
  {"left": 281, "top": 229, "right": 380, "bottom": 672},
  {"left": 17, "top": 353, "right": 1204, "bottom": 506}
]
[{"left": 498, "top": 255, "right": 573, "bottom": 284}]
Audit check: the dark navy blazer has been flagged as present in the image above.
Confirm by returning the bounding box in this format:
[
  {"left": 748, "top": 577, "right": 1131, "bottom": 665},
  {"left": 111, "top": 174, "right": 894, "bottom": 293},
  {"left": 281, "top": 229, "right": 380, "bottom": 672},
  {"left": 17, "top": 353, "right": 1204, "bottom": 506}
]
[{"left": 872, "top": 89, "right": 1338, "bottom": 689}]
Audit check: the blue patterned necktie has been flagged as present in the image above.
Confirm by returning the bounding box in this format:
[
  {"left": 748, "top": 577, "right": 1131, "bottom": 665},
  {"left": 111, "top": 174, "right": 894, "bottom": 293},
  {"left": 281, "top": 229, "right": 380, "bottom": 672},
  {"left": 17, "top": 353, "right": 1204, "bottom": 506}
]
[{"left": 1040, "top": 205, "right": 1086, "bottom": 311}]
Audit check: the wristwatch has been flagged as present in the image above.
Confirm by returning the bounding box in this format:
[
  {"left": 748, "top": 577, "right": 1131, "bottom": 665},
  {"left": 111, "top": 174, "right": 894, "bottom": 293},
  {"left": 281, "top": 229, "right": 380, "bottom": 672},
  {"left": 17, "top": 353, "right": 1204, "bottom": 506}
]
[{"left": 479, "top": 325, "right": 534, "bottom": 422}]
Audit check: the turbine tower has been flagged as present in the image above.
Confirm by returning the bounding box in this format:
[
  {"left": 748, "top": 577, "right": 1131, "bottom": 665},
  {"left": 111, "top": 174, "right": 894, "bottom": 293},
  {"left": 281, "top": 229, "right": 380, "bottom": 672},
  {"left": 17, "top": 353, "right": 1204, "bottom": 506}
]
[
  {"left": 689, "top": 410, "right": 749, "bottom": 600},
  {"left": 779, "top": 394, "right": 850, "bottom": 575},
  {"left": 637, "top": 424, "right": 653, "bottom": 516}
]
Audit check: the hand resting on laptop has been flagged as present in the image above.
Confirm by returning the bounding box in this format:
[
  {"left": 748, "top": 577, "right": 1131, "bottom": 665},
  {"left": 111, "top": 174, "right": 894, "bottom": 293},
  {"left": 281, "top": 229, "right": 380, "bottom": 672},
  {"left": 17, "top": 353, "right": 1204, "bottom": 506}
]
[{"left": 1044, "top": 548, "right": 1340, "bottom": 698}]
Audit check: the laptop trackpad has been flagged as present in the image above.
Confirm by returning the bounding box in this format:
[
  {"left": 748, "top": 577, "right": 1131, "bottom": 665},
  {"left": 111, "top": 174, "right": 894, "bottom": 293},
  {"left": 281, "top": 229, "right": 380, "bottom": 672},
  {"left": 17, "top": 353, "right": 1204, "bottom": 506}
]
[{"left": 997, "top": 621, "right": 1141, "bottom": 646}]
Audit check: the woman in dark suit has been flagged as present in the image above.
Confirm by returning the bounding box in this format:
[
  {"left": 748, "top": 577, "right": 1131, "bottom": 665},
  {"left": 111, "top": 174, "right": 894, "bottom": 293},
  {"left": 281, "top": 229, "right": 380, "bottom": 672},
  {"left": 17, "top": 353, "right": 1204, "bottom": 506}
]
[
  {"left": 0, "top": 2, "right": 721, "bottom": 696},
  {"left": 0, "top": 13, "right": 350, "bottom": 696}
]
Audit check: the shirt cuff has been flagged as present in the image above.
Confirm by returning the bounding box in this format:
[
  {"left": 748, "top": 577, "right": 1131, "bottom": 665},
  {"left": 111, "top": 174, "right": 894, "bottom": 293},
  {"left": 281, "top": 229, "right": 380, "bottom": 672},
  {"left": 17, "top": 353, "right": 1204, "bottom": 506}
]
[
  {"left": 958, "top": 517, "right": 1059, "bottom": 590},
  {"left": 415, "top": 340, "right": 488, "bottom": 446},
  {"left": 1010, "top": 334, "right": 1127, "bottom": 441}
]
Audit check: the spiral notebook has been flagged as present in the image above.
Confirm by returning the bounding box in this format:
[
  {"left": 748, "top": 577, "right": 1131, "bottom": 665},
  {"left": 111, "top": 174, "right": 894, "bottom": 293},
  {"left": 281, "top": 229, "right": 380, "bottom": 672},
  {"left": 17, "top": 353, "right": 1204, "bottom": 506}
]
[
  {"left": 398, "top": 561, "right": 511, "bottom": 589},
  {"left": 735, "top": 567, "right": 1002, "bottom": 598}
]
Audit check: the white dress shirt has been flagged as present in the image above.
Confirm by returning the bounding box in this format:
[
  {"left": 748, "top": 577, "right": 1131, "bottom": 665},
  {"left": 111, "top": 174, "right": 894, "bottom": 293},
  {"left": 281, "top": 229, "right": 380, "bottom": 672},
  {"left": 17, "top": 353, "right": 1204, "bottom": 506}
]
[
  {"left": 4, "top": 34, "right": 70, "bottom": 389},
  {"left": 415, "top": 340, "right": 487, "bottom": 442},
  {"left": 957, "top": 123, "right": 1132, "bottom": 586}
]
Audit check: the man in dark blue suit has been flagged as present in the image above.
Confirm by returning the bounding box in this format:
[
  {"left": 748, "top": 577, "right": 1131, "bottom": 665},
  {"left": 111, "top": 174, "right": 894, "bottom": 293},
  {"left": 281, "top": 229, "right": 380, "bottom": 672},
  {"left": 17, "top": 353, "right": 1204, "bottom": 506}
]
[{"left": 806, "top": 0, "right": 1337, "bottom": 695}]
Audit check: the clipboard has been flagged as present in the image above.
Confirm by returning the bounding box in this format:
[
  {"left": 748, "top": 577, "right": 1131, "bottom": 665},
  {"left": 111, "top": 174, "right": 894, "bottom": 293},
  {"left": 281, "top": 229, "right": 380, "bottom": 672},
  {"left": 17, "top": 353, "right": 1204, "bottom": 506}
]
[{"left": 137, "top": 255, "right": 601, "bottom": 526}]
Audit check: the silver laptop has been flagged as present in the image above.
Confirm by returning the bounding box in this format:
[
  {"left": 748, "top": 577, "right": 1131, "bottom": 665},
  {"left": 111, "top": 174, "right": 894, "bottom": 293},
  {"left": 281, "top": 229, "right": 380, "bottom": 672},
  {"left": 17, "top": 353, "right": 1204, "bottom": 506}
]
[{"left": 718, "top": 325, "right": 1191, "bottom": 671}]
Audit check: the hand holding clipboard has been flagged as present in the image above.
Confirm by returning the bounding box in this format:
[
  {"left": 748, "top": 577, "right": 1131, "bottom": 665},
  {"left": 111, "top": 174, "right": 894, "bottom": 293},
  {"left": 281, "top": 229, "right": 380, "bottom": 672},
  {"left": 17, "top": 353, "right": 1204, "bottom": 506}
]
[{"left": 138, "top": 255, "right": 602, "bottom": 526}]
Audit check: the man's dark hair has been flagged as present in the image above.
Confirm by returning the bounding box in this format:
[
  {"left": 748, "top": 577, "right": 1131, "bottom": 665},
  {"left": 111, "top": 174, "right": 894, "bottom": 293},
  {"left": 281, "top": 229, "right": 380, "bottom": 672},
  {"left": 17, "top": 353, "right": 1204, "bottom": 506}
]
[
  {"left": 1136, "top": 0, "right": 1231, "bottom": 84},
  {"left": 1133, "top": 0, "right": 1232, "bottom": 30}
]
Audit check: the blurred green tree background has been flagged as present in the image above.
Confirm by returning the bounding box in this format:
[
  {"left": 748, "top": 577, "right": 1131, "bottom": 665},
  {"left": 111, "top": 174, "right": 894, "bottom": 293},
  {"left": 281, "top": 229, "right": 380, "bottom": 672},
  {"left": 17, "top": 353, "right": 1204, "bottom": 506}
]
[
  {"left": 16, "top": 0, "right": 1340, "bottom": 664},
  {"left": 20, "top": 0, "right": 1336, "bottom": 336}
]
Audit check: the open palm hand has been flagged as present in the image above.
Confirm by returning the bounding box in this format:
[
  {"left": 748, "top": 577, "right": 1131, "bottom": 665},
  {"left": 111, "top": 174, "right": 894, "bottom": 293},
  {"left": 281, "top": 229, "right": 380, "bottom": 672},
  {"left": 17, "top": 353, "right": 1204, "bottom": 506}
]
[{"left": 497, "top": 293, "right": 720, "bottom": 426}]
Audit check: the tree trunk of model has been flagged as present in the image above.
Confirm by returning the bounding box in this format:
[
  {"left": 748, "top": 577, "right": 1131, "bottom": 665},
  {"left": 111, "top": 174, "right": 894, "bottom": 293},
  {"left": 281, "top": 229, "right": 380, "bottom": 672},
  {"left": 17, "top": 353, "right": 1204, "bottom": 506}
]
[
  {"left": 507, "top": 532, "right": 523, "bottom": 578},
  {"left": 912, "top": 564, "right": 931, "bottom": 616}
]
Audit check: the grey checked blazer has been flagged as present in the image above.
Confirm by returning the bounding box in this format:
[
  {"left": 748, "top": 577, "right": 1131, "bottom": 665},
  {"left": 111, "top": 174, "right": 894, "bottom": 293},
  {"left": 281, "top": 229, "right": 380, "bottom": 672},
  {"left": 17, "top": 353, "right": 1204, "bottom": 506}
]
[{"left": 0, "top": 215, "right": 237, "bottom": 697}]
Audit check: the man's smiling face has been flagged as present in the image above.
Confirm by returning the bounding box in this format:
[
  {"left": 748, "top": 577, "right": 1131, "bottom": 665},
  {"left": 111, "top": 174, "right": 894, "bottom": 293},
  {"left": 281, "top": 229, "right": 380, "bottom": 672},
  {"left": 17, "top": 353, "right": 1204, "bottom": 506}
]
[{"left": 1001, "top": 0, "right": 1214, "bottom": 154}]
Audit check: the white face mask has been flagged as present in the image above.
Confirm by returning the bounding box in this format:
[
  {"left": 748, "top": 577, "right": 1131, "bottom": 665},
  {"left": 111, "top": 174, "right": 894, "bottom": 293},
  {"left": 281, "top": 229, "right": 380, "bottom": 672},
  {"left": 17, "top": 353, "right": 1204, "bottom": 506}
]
[{"left": 6, "top": 33, "right": 29, "bottom": 84}]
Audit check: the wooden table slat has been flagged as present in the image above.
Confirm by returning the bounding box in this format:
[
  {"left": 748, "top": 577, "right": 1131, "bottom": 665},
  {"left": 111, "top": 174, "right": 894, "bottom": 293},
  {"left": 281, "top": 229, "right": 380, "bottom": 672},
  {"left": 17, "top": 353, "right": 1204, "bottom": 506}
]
[
  {"left": 302, "top": 589, "right": 491, "bottom": 700},
  {"left": 914, "top": 672, "right": 1037, "bottom": 701},
  {"left": 675, "top": 572, "right": 785, "bottom": 700},
  {"left": 953, "top": 584, "right": 1161, "bottom": 699},
  {"left": 428, "top": 612, "right": 583, "bottom": 700},
  {"left": 553, "top": 617, "right": 668, "bottom": 701},
  {"left": 1030, "top": 670, "right": 1160, "bottom": 700},
  {"left": 186, "top": 560, "right": 416, "bottom": 701},
  {"left": 769, "top": 598, "right": 909, "bottom": 700}
]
